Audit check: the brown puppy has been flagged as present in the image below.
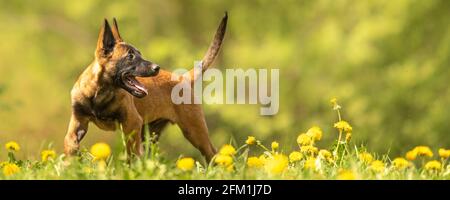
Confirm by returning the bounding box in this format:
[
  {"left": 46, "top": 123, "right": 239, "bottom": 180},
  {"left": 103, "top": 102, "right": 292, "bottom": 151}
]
[{"left": 64, "top": 13, "right": 228, "bottom": 162}]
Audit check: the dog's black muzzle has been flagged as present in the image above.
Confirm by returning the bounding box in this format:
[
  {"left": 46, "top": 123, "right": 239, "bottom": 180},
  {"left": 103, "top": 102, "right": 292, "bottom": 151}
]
[{"left": 133, "top": 60, "right": 160, "bottom": 77}]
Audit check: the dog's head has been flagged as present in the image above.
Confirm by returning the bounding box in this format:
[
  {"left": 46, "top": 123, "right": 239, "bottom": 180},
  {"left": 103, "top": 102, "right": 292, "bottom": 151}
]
[{"left": 95, "top": 18, "right": 159, "bottom": 98}]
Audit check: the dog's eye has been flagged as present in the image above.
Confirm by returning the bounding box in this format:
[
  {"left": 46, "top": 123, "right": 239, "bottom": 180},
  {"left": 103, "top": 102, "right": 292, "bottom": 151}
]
[{"left": 127, "top": 53, "right": 135, "bottom": 60}]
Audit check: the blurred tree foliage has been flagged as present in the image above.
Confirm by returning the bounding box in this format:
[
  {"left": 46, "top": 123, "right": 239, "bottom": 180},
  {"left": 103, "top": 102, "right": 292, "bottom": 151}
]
[{"left": 0, "top": 0, "right": 448, "bottom": 160}]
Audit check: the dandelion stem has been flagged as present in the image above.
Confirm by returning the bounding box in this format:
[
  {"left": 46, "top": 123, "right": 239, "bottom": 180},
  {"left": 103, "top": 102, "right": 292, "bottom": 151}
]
[
  {"left": 339, "top": 141, "right": 348, "bottom": 166},
  {"left": 333, "top": 106, "right": 343, "bottom": 161},
  {"left": 337, "top": 109, "right": 342, "bottom": 122},
  {"left": 258, "top": 143, "right": 271, "bottom": 153},
  {"left": 235, "top": 144, "right": 248, "bottom": 154},
  {"left": 334, "top": 130, "right": 343, "bottom": 160}
]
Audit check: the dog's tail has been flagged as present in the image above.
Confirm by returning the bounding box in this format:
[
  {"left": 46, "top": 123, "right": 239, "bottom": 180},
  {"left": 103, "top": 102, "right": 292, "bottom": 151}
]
[{"left": 188, "top": 12, "right": 228, "bottom": 82}]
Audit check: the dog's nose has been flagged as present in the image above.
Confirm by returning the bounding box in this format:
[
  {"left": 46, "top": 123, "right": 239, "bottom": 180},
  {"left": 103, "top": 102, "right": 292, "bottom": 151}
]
[{"left": 152, "top": 64, "right": 160, "bottom": 72}]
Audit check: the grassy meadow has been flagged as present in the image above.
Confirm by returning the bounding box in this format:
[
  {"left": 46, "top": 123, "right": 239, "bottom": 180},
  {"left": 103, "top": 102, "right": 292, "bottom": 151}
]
[{"left": 2, "top": 99, "right": 449, "bottom": 179}]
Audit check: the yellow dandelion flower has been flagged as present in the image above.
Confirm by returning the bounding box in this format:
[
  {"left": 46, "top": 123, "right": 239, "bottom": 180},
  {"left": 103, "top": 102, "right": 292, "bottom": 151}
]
[
  {"left": 296, "top": 134, "right": 312, "bottom": 146},
  {"left": 319, "top": 149, "right": 332, "bottom": 158},
  {"left": 304, "top": 157, "right": 316, "bottom": 170},
  {"left": 5, "top": 141, "right": 20, "bottom": 152},
  {"left": 319, "top": 149, "right": 334, "bottom": 163},
  {"left": 358, "top": 152, "right": 373, "bottom": 164},
  {"left": 306, "top": 126, "right": 323, "bottom": 141},
  {"left": 247, "top": 157, "right": 264, "bottom": 168},
  {"left": 271, "top": 141, "right": 279, "bottom": 151},
  {"left": 414, "top": 146, "right": 433, "bottom": 158},
  {"left": 345, "top": 132, "right": 352, "bottom": 143},
  {"left": 392, "top": 157, "right": 410, "bottom": 170},
  {"left": 2, "top": 163, "right": 20, "bottom": 176},
  {"left": 300, "top": 145, "right": 318, "bottom": 156},
  {"left": 226, "top": 164, "right": 234, "bottom": 172},
  {"left": 370, "top": 160, "right": 385, "bottom": 173},
  {"left": 337, "top": 169, "right": 355, "bottom": 180},
  {"left": 406, "top": 150, "right": 418, "bottom": 161},
  {"left": 330, "top": 97, "right": 341, "bottom": 110},
  {"left": 177, "top": 157, "right": 195, "bottom": 171},
  {"left": 41, "top": 150, "right": 56, "bottom": 162},
  {"left": 245, "top": 136, "right": 256, "bottom": 145},
  {"left": 334, "top": 121, "right": 352, "bottom": 132},
  {"left": 330, "top": 97, "right": 338, "bottom": 106},
  {"left": 438, "top": 148, "right": 450, "bottom": 159},
  {"left": 424, "top": 160, "right": 442, "bottom": 171},
  {"left": 288, "top": 151, "right": 303, "bottom": 162},
  {"left": 90, "top": 142, "right": 111, "bottom": 161},
  {"left": 258, "top": 154, "right": 268, "bottom": 164},
  {"left": 219, "top": 144, "right": 236, "bottom": 156},
  {"left": 264, "top": 154, "right": 288, "bottom": 175},
  {"left": 214, "top": 154, "right": 233, "bottom": 166}
]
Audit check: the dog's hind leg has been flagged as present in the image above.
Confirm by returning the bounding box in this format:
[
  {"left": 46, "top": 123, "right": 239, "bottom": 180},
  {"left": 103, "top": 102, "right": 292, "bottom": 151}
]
[{"left": 176, "top": 105, "right": 217, "bottom": 163}]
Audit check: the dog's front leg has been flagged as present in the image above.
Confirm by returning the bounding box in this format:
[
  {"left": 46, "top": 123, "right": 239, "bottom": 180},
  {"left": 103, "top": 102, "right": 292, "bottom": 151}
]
[
  {"left": 64, "top": 113, "right": 89, "bottom": 156},
  {"left": 121, "top": 107, "right": 144, "bottom": 158}
]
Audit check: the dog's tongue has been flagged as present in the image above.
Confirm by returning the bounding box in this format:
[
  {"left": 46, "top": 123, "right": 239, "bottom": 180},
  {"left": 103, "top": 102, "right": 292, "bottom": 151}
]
[
  {"left": 128, "top": 77, "right": 148, "bottom": 95},
  {"left": 134, "top": 83, "right": 148, "bottom": 95}
]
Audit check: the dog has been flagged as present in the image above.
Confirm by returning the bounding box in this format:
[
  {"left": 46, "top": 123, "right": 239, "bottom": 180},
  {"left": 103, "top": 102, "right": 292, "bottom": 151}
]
[{"left": 64, "top": 13, "right": 227, "bottom": 162}]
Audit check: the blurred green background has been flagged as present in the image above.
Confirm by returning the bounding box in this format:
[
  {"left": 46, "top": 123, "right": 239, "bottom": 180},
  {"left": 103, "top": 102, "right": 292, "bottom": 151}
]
[{"left": 0, "top": 0, "right": 449, "bottom": 160}]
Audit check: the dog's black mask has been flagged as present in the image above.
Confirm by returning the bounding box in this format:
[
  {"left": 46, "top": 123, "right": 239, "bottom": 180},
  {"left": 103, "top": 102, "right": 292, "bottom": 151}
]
[{"left": 114, "top": 46, "right": 160, "bottom": 98}]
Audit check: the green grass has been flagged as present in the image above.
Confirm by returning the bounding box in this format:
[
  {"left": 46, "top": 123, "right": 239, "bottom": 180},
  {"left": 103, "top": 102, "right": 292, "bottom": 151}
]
[
  {"left": 1, "top": 142, "right": 448, "bottom": 180},
  {"left": 1, "top": 100, "right": 449, "bottom": 180}
]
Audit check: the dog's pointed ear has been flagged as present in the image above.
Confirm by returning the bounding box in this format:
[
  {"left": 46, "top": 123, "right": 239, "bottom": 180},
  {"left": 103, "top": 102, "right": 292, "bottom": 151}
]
[
  {"left": 96, "top": 19, "right": 116, "bottom": 58},
  {"left": 111, "top": 18, "right": 123, "bottom": 42}
]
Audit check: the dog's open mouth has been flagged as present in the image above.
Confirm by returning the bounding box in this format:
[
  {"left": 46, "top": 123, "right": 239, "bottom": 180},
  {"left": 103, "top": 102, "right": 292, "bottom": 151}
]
[{"left": 123, "top": 75, "right": 148, "bottom": 97}]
